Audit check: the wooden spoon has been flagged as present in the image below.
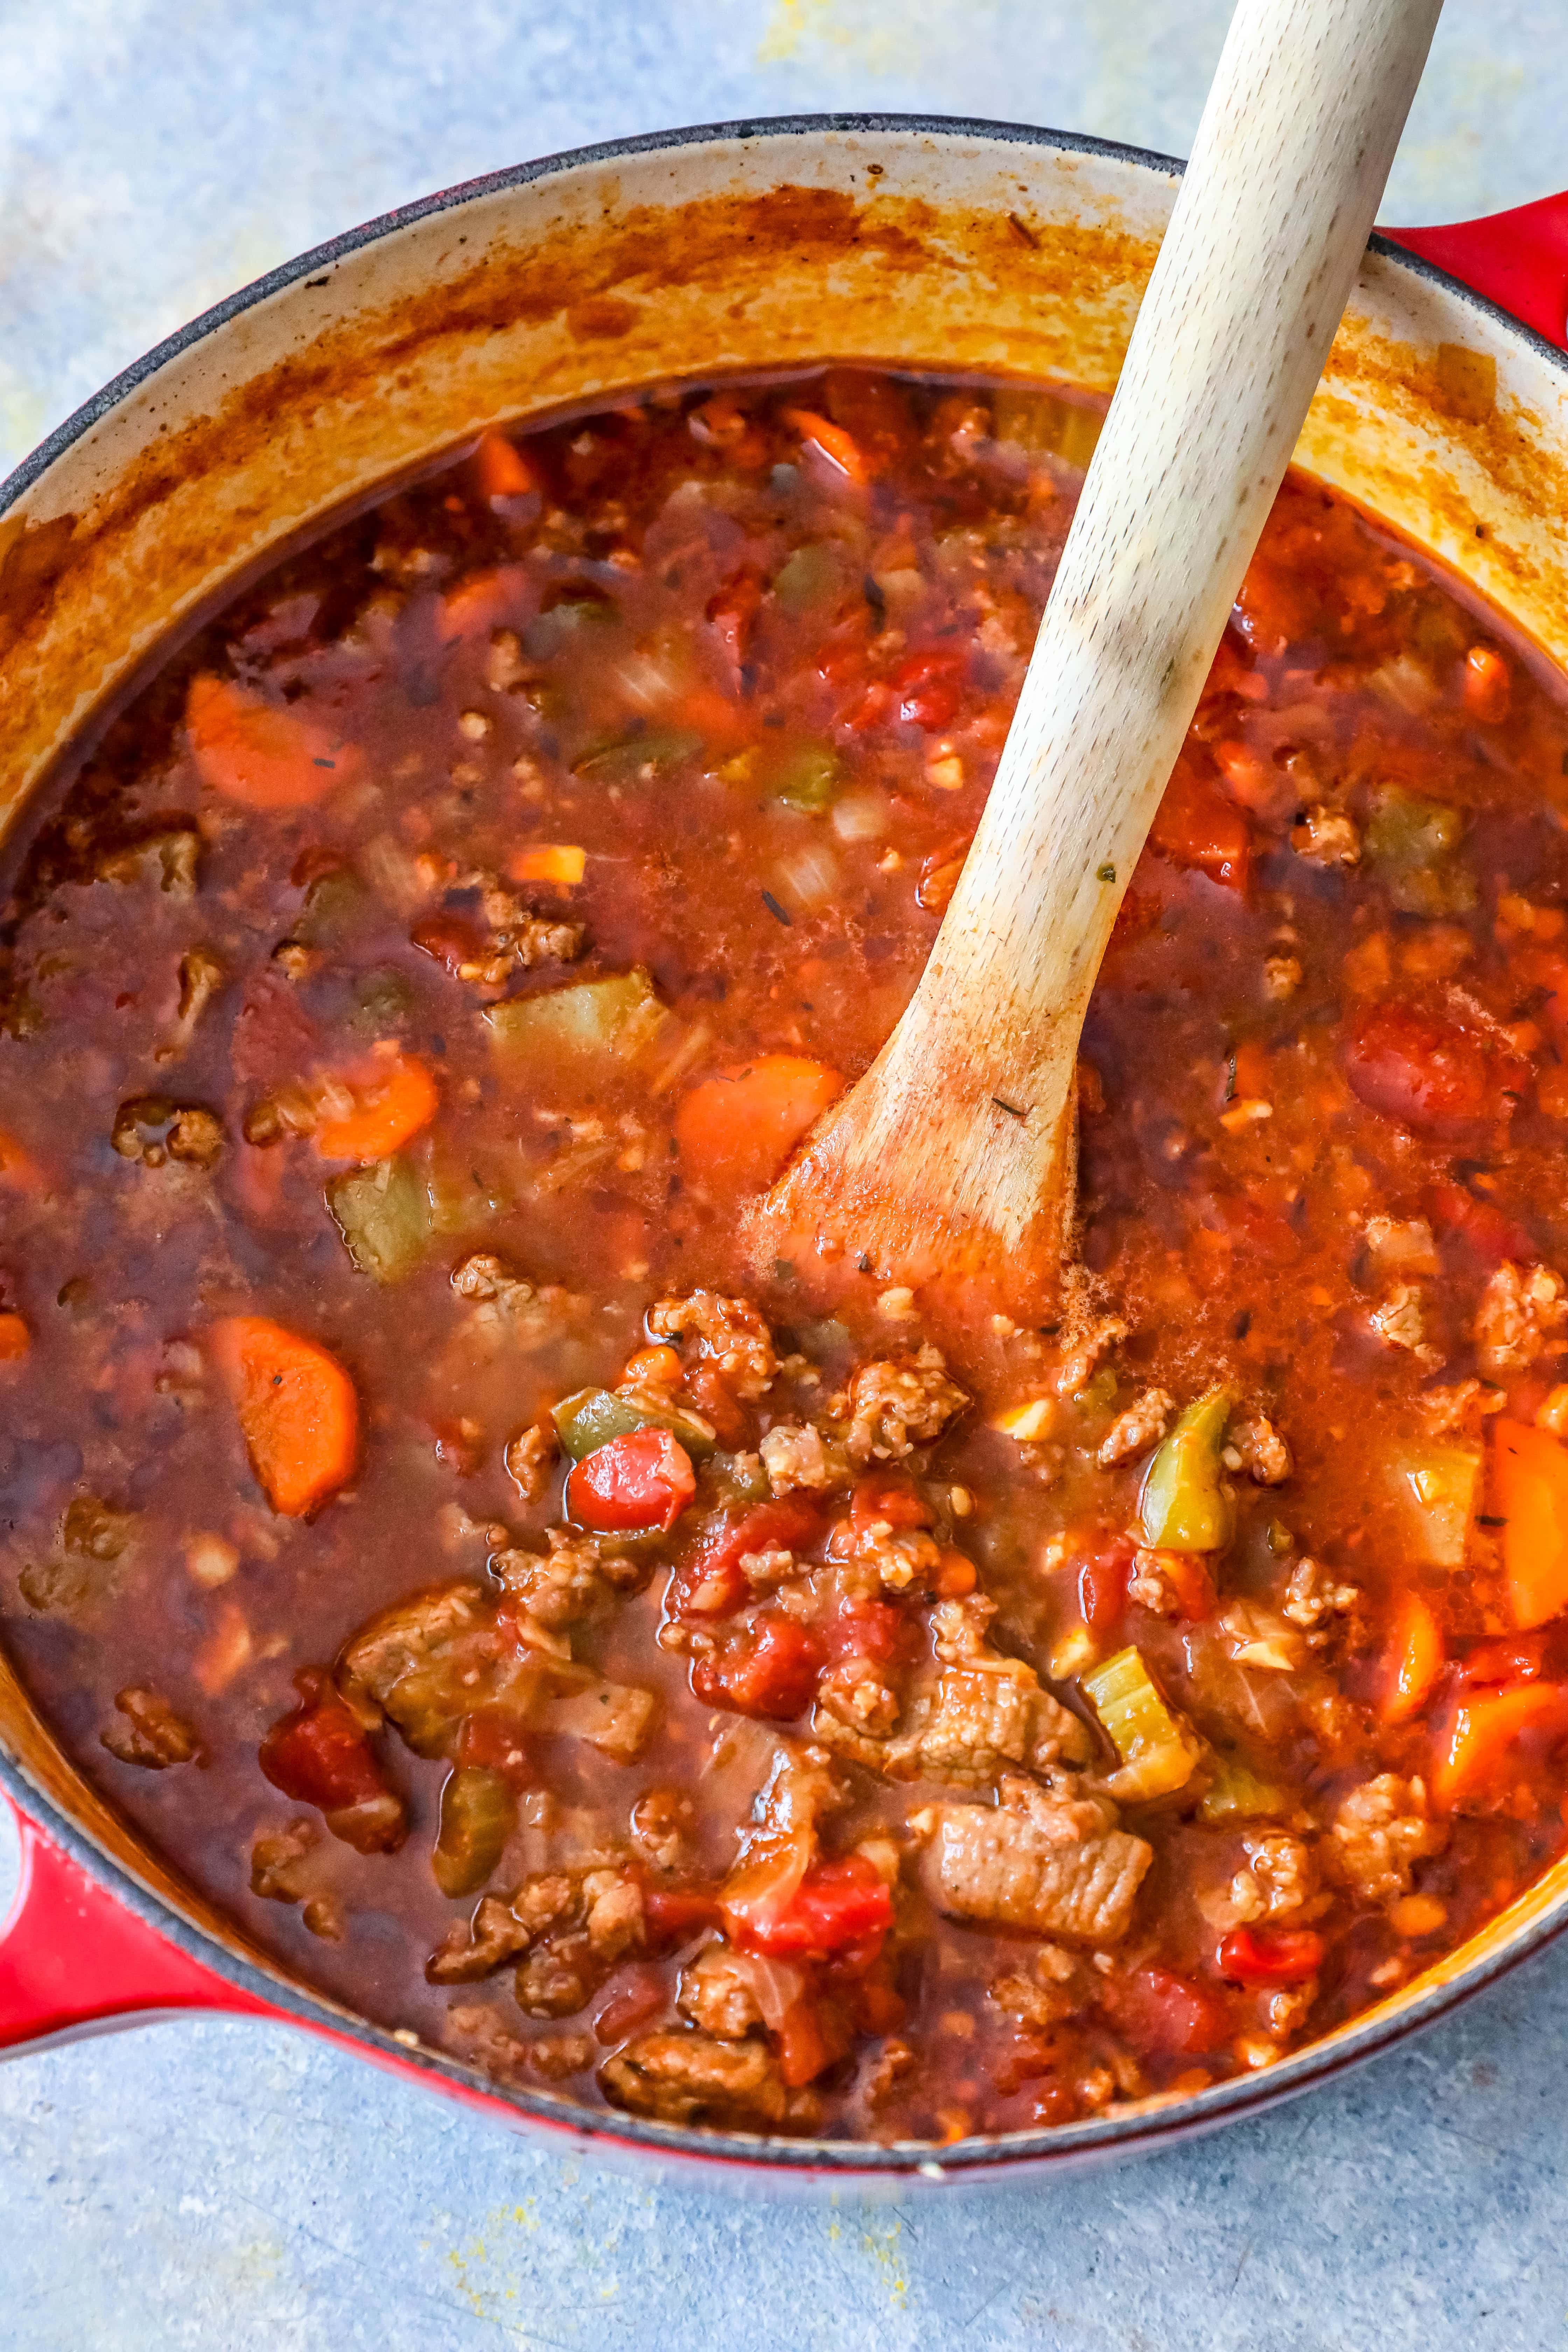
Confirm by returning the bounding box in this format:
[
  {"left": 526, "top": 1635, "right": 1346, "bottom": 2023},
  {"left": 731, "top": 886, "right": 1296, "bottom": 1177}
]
[{"left": 755, "top": 0, "right": 1444, "bottom": 1322}]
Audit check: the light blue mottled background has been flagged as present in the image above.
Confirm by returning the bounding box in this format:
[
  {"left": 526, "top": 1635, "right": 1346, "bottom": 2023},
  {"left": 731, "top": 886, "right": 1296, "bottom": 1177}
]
[{"left": 2, "top": 4, "right": 1566, "bottom": 2344}]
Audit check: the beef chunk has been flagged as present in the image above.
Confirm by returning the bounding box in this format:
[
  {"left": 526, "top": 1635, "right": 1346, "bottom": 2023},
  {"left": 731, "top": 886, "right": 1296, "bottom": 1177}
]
[
  {"left": 1472, "top": 1261, "right": 1568, "bottom": 1377},
  {"left": 100, "top": 1686, "right": 200, "bottom": 1768},
  {"left": 1096, "top": 1388, "right": 1173, "bottom": 1469},
  {"left": 1328, "top": 1774, "right": 1446, "bottom": 1902},
  {"left": 677, "top": 1943, "right": 766, "bottom": 2040},
  {"left": 492, "top": 1527, "right": 643, "bottom": 1630},
  {"left": 337, "top": 1579, "right": 512, "bottom": 1752},
  {"left": 600, "top": 2029, "right": 790, "bottom": 2129},
  {"left": 846, "top": 1344, "right": 967, "bottom": 1463},
  {"left": 918, "top": 1784, "right": 1152, "bottom": 1942},
  {"left": 648, "top": 1292, "right": 778, "bottom": 1399}
]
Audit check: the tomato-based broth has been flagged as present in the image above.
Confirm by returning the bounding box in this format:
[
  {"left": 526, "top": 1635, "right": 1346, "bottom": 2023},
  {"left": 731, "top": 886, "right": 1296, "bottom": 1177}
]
[{"left": 4, "top": 368, "right": 1568, "bottom": 2143}]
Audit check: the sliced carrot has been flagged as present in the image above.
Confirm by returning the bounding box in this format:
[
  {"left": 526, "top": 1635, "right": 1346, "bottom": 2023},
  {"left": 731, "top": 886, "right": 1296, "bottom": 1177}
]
[
  {"left": 780, "top": 407, "right": 870, "bottom": 488},
  {"left": 1462, "top": 643, "right": 1511, "bottom": 723},
  {"left": 472, "top": 430, "right": 538, "bottom": 502},
  {"left": 1434, "top": 1679, "right": 1568, "bottom": 1806},
  {"left": 1381, "top": 1592, "right": 1443, "bottom": 1723},
  {"left": 776, "top": 1998, "right": 831, "bottom": 2088},
  {"left": 212, "top": 1315, "right": 358, "bottom": 1517},
  {"left": 0, "top": 1313, "right": 30, "bottom": 1362},
  {"left": 0, "top": 1130, "right": 44, "bottom": 1192},
  {"left": 506, "top": 844, "right": 586, "bottom": 886},
  {"left": 436, "top": 565, "right": 528, "bottom": 643},
  {"left": 186, "top": 674, "right": 358, "bottom": 811},
  {"left": 313, "top": 1051, "right": 438, "bottom": 1164},
  {"left": 675, "top": 1056, "right": 843, "bottom": 1194},
  {"left": 1491, "top": 1418, "right": 1568, "bottom": 1629}
]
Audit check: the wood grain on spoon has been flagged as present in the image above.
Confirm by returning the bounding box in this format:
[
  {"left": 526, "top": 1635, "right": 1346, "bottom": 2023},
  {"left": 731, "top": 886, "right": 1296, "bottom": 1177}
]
[{"left": 753, "top": 0, "right": 1444, "bottom": 1322}]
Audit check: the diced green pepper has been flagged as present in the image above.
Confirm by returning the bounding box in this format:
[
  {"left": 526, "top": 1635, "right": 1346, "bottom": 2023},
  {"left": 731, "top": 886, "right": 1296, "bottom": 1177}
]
[
  {"left": 350, "top": 966, "right": 415, "bottom": 1035},
  {"left": 707, "top": 1449, "right": 771, "bottom": 1506},
  {"left": 485, "top": 968, "right": 665, "bottom": 1070},
  {"left": 524, "top": 597, "right": 617, "bottom": 658},
  {"left": 990, "top": 388, "right": 1104, "bottom": 470},
  {"left": 772, "top": 543, "right": 842, "bottom": 615},
  {"left": 1140, "top": 1387, "right": 1236, "bottom": 1552},
  {"left": 1082, "top": 1645, "right": 1200, "bottom": 1800},
  {"left": 1389, "top": 1441, "right": 1481, "bottom": 1568},
  {"left": 769, "top": 741, "right": 844, "bottom": 813},
  {"left": 552, "top": 1383, "right": 715, "bottom": 1462},
  {"left": 296, "top": 866, "right": 372, "bottom": 946},
  {"left": 432, "top": 1765, "right": 516, "bottom": 1897},
  {"left": 1198, "top": 1752, "right": 1290, "bottom": 1824},
  {"left": 328, "top": 1155, "right": 432, "bottom": 1283},
  {"left": 1363, "top": 785, "right": 1475, "bottom": 916},
  {"left": 573, "top": 729, "right": 703, "bottom": 786}
]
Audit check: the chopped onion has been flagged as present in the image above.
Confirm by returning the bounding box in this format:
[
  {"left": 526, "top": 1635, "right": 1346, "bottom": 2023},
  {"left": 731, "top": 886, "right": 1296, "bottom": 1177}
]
[
  {"left": 774, "top": 842, "right": 841, "bottom": 911},
  {"left": 831, "top": 791, "right": 890, "bottom": 843},
  {"left": 721, "top": 1948, "right": 806, "bottom": 2031}
]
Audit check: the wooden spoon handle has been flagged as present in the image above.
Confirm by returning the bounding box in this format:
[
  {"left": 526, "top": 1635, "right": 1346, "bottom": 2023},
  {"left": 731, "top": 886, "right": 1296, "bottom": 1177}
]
[{"left": 791, "top": 0, "right": 1442, "bottom": 1285}]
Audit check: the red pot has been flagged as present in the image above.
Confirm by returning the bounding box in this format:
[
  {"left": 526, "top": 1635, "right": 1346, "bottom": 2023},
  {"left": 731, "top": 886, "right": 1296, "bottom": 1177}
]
[{"left": 1, "top": 117, "right": 1566, "bottom": 2191}]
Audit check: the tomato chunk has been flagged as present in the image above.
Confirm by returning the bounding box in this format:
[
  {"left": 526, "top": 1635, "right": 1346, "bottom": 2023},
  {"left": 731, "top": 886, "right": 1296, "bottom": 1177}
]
[
  {"left": 567, "top": 1428, "right": 695, "bottom": 1534},
  {"left": 892, "top": 649, "right": 966, "bottom": 731},
  {"left": 725, "top": 1853, "right": 893, "bottom": 1960},
  {"left": 670, "top": 1495, "right": 826, "bottom": 1617},
  {"left": 1344, "top": 1000, "right": 1526, "bottom": 1138},
  {"left": 691, "top": 1613, "right": 824, "bottom": 1720},
  {"left": 1425, "top": 1180, "right": 1534, "bottom": 1267},
  {"left": 1099, "top": 1962, "right": 1228, "bottom": 2055},
  {"left": 259, "top": 1673, "right": 404, "bottom": 1853},
  {"left": 1150, "top": 760, "right": 1252, "bottom": 891},
  {"left": 1216, "top": 1927, "right": 1324, "bottom": 1984}
]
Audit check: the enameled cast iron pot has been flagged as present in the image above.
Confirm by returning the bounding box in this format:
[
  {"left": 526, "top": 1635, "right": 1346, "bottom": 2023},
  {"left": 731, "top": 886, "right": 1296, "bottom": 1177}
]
[{"left": 2, "top": 116, "right": 1568, "bottom": 2194}]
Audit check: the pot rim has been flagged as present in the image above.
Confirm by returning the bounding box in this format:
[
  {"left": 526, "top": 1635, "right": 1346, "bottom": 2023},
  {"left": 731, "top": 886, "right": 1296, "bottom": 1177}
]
[{"left": 3, "top": 108, "right": 1566, "bottom": 2184}]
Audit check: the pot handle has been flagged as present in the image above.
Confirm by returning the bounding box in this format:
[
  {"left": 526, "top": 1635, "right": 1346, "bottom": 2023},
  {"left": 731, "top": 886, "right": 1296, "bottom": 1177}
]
[
  {"left": 1385, "top": 189, "right": 1568, "bottom": 349},
  {"left": 0, "top": 1793, "right": 267, "bottom": 2051}
]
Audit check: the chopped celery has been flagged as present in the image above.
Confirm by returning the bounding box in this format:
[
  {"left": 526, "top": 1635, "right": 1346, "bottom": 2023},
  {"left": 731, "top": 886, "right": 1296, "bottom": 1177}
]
[
  {"left": 296, "top": 865, "right": 371, "bottom": 946},
  {"left": 1198, "top": 1752, "right": 1290, "bottom": 1823},
  {"left": 432, "top": 1766, "right": 516, "bottom": 1897},
  {"left": 524, "top": 597, "right": 616, "bottom": 657},
  {"left": 708, "top": 1449, "right": 771, "bottom": 1506},
  {"left": 485, "top": 968, "right": 665, "bottom": 1069},
  {"left": 1082, "top": 1645, "right": 1201, "bottom": 1800},
  {"left": 772, "top": 543, "right": 842, "bottom": 615},
  {"left": 426, "top": 1155, "right": 510, "bottom": 1236},
  {"left": 1389, "top": 1441, "right": 1480, "bottom": 1568},
  {"left": 552, "top": 1382, "right": 715, "bottom": 1462},
  {"left": 328, "top": 1155, "right": 431, "bottom": 1283},
  {"left": 769, "top": 741, "right": 844, "bottom": 813},
  {"left": 350, "top": 966, "right": 416, "bottom": 1035},
  {"left": 1363, "top": 785, "right": 1475, "bottom": 916},
  {"left": 573, "top": 728, "right": 702, "bottom": 786},
  {"left": 1140, "top": 1387, "right": 1236, "bottom": 1552},
  {"left": 989, "top": 388, "right": 1104, "bottom": 470}
]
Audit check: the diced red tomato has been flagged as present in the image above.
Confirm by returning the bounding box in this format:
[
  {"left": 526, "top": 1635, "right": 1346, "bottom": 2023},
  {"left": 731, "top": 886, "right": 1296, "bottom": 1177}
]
[
  {"left": 892, "top": 649, "right": 966, "bottom": 731},
  {"left": 724, "top": 1852, "right": 893, "bottom": 1960},
  {"left": 1457, "top": 1633, "right": 1548, "bottom": 1687},
  {"left": 1216, "top": 1927, "right": 1324, "bottom": 1984},
  {"left": 829, "top": 1594, "right": 919, "bottom": 1667},
  {"left": 412, "top": 912, "right": 490, "bottom": 978},
  {"left": 850, "top": 1476, "right": 932, "bottom": 1535},
  {"left": 1150, "top": 760, "right": 1252, "bottom": 891},
  {"left": 593, "top": 1965, "right": 669, "bottom": 2046},
  {"left": 691, "top": 1613, "right": 825, "bottom": 1720},
  {"left": 1078, "top": 1538, "right": 1134, "bottom": 1638},
  {"left": 776, "top": 1998, "right": 834, "bottom": 2087},
  {"left": 706, "top": 566, "right": 765, "bottom": 672},
  {"left": 566, "top": 1428, "right": 695, "bottom": 1534},
  {"left": 456, "top": 1706, "right": 535, "bottom": 1783},
  {"left": 1099, "top": 1963, "right": 1229, "bottom": 2056},
  {"left": 1425, "top": 1179, "right": 1534, "bottom": 1266},
  {"left": 640, "top": 1883, "right": 722, "bottom": 1948},
  {"left": 259, "top": 1673, "right": 401, "bottom": 1850},
  {"left": 670, "top": 1495, "right": 827, "bottom": 1618},
  {"left": 1343, "top": 1000, "right": 1527, "bottom": 1139}
]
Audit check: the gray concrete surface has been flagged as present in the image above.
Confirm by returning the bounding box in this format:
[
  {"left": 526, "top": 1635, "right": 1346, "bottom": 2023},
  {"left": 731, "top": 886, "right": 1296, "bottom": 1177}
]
[{"left": 1, "top": 4, "right": 1566, "bottom": 2344}]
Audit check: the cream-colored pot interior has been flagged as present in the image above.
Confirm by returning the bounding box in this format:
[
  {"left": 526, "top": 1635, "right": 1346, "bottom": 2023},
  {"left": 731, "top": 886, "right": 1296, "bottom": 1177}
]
[{"left": 3, "top": 119, "right": 1568, "bottom": 2165}]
